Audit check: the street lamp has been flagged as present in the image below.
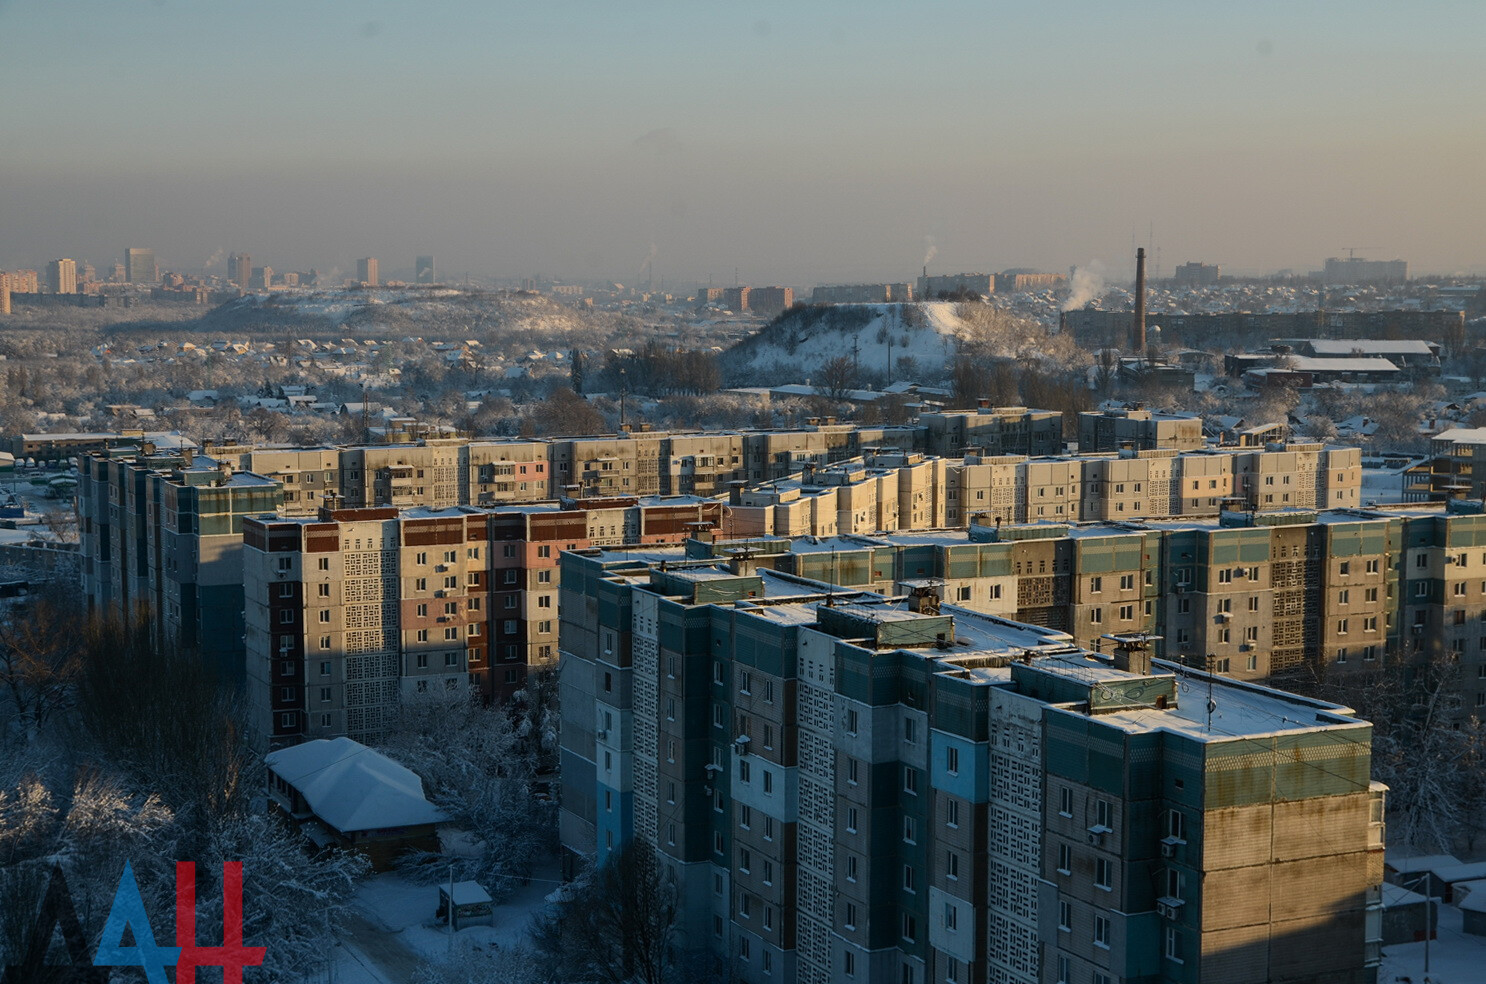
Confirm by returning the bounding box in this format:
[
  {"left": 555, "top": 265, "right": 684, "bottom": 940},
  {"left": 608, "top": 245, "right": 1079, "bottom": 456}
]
[{"left": 1404, "top": 872, "right": 1437, "bottom": 973}]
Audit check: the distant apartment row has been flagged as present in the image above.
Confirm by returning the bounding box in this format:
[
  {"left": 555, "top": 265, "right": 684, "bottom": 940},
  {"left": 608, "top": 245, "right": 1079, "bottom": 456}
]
[
  {"left": 24, "top": 402, "right": 1209, "bottom": 480},
  {"left": 693, "top": 498, "right": 1486, "bottom": 696},
  {"left": 77, "top": 434, "right": 1360, "bottom": 686}
]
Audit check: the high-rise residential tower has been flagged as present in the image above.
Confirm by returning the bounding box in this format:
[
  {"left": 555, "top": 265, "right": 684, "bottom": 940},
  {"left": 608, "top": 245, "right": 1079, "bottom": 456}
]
[
  {"left": 416, "top": 255, "right": 436, "bottom": 284},
  {"left": 229, "top": 253, "right": 252, "bottom": 288},
  {"left": 357, "top": 257, "right": 379, "bottom": 286},
  {"left": 124, "top": 247, "right": 158, "bottom": 284},
  {"left": 45, "top": 258, "right": 77, "bottom": 294}
]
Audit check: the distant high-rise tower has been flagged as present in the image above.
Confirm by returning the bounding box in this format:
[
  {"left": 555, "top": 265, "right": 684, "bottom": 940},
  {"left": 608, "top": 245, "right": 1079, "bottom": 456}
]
[
  {"left": 46, "top": 259, "right": 77, "bottom": 295},
  {"left": 357, "top": 257, "right": 379, "bottom": 286},
  {"left": 125, "top": 248, "right": 158, "bottom": 284},
  {"left": 229, "top": 253, "right": 252, "bottom": 288},
  {"left": 415, "top": 255, "right": 436, "bottom": 284}
]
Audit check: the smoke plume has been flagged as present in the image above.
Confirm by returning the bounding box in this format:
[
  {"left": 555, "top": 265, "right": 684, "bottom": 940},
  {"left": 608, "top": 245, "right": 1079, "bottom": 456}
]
[
  {"left": 1061, "top": 261, "right": 1105, "bottom": 311},
  {"left": 922, "top": 236, "right": 937, "bottom": 267}
]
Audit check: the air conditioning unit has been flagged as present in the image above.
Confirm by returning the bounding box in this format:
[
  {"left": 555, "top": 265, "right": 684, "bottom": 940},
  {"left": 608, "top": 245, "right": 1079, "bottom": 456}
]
[
  {"left": 1412, "top": 624, "right": 1425, "bottom": 635},
  {"left": 1086, "top": 832, "right": 1103, "bottom": 846},
  {"left": 595, "top": 729, "right": 608, "bottom": 741},
  {"left": 277, "top": 572, "right": 288, "bottom": 580},
  {"left": 1157, "top": 902, "right": 1179, "bottom": 920},
  {"left": 1160, "top": 841, "right": 1176, "bottom": 858}
]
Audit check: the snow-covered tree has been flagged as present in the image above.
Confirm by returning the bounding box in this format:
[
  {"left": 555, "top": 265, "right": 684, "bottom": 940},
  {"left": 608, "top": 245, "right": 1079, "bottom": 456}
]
[{"left": 378, "top": 688, "right": 557, "bottom": 898}]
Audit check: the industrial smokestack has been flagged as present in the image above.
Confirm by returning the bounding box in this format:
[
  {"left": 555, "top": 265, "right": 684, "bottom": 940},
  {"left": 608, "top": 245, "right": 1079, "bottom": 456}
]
[{"left": 1132, "top": 247, "right": 1147, "bottom": 356}]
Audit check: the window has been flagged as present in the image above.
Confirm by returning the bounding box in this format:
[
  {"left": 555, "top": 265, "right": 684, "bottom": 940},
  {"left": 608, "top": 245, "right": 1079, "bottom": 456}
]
[
  {"left": 901, "top": 914, "right": 916, "bottom": 942},
  {"left": 847, "top": 757, "right": 859, "bottom": 784},
  {"left": 904, "top": 717, "right": 916, "bottom": 743},
  {"left": 1165, "top": 926, "right": 1184, "bottom": 963},
  {"left": 904, "top": 767, "right": 918, "bottom": 795},
  {"left": 903, "top": 865, "right": 915, "bottom": 892},
  {"left": 903, "top": 817, "right": 916, "bottom": 843},
  {"left": 943, "top": 902, "right": 957, "bottom": 931},
  {"left": 945, "top": 799, "right": 959, "bottom": 827},
  {"left": 1095, "top": 858, "right": 1112, "bottom": 890},
  {"left": 318, "top": 610, "right": 331, "bottom": 623},
  {"left": 319, "top": 636, "right": 331, "bottom": 650},
  {"left": 1094, "top": 914, "right": 1111, "bottom": 948},
  {"left": 945, "top": 746, "right": 959, "bottom": 774},
  {"left": 1090, "top": 576, "right": 1102, "bottom": 593},
  {"left": 1166, "top": 809, "right": 1186, "bottom": 842},
  {"left": 320, "top": 660, "right": 331, "bottom": 675},
  {"left": 844, "top": 952, "right": 855, "bottom": 977},
  {"left": 846, "top": 854, "right": 858, "bottom": 881},
  {"left": 845, "top": 708, "right": 859, "bottom": 734},
  {"left": 762, "top": 770, "right": 773, "bottom": 794},
  {"left": 1095, "top": 798, "right": 1112, "bottom": 829},
  {"left": 946, "top": 851, "right": 959, "bottom": 880},
  {"left": 846, "top": 807, "right": 858, "bottom": 833},
  {"left": 1058, "top": 900, "right": 1071, "bottom": 931},
  {"left": 1057, "top": 842, "right": 1071, "bottom": 873},
  {"left": 319, "top": 687, "right": 331, "bottom": 702},
  {"left": 1059, "top": 787, "right": 1074, "bottom": 816},
  {"left": 1118, "top": 604, "right": 1134, "bottom": 621},
  {"left": 1056, "top": 956, "right": 1070, "bottom": 984},
  {"left": 318, "top": 557, "right": 329, "bottom": 571}
]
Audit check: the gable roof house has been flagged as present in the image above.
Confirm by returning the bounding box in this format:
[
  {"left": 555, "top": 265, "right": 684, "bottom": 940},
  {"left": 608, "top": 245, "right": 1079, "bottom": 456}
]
[{"left": 265, "top": 737, "right": 446, "bottom": 870}]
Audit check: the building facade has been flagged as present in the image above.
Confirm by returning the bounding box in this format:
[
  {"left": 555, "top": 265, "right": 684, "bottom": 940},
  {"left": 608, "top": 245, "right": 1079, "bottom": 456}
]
[
  {"left": 558, "top": 548, "right": 1385, "bottom": 984},
  {"left": 242, "top": 496, "right": 724, "bottom": 748}
]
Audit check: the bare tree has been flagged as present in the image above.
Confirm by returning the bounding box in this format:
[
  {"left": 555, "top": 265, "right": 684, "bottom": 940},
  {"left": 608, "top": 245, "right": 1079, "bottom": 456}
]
[
  {"left": 817, "top": 355, "right": 858, "bottom": 401},
  {"left": 536, "top": 841, "right": 679, "bottom": 984},
  {"left": 0, "top": 586, "right": 85, "bottom": 742}
]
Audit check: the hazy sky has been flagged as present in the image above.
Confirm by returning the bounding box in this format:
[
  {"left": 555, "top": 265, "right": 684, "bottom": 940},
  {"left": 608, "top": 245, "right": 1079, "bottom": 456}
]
[{"left": 3, "top": 0, "right": 1482, "bottom": 284}]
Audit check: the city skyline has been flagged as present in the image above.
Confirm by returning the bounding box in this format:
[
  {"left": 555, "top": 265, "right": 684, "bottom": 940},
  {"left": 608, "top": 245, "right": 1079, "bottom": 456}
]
[{"left": 2, "top": 1, "right": 1484, "bottom": 282}]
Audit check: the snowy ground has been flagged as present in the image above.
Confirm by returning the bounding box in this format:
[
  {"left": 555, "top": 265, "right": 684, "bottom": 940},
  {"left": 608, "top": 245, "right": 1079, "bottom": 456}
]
[
  {"left": 1380, "top": 900, "right": 1486, "bottom": 983},
  {"left": 333, "top": 861, "right": 563, "bottom": 984},
  {"left": 1361, "top": 464, "right": 1416, "bottom": 505}
]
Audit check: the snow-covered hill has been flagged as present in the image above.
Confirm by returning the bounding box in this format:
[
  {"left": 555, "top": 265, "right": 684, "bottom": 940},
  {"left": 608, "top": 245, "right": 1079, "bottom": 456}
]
[
  {"left": 173, "top": 287, "right": 606, "bottom": 341},
  {"left": 721, "top": 302, "right": 1040, "bottom": 382}
]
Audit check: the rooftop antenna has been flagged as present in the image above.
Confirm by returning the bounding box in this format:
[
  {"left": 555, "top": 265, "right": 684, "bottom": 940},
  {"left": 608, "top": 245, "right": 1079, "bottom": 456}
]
[{"left": 1205, "top": 653, "right": 1218, "bottom": 732}]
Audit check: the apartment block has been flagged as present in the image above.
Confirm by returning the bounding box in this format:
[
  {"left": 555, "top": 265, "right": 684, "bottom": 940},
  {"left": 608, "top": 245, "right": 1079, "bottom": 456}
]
[
  {"left": 242, "top": 496, "right": 724, "bottom": 747},
  {"left": 557, "top": 548, "right": 1384, "bottom": 984},
  {"left": 78, "top": 448, "right": 283, "bottom": 680},
  {"left": 921, "top": 405, "right": 1064, "bottom": 458},
  {"left": 725, "top": 445, "right": 1364, "bottom": 539},
  {"left": 1077, "top": 407, "right": 1204, "bottom": 454}
]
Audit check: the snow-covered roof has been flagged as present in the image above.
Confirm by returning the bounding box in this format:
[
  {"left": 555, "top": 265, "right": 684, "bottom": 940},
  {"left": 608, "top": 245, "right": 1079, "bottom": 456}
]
[
  {"left": 1306, "top": 339, "right": 1433, "bottom": 357},
  {"left": 440, "top": 880, "right": 493, "bottom": 905},
  {"left": 265, "top": 737, "right": 447, "bottom": 833},
  {"left": 1435, "top": 427, "right": 1486, "bottom": 444},
  {"left": 1385, "top": 851, "right": 1460, "bottom": 872},
  {"left": 1283, "top": 356, "right": 1400, "bottom": 373}
]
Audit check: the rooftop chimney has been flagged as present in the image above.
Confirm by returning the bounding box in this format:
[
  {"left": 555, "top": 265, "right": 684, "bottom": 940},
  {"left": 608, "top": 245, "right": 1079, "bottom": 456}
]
[{"left": 1132, "top": 247, "right": 1147, "bottom": 356}]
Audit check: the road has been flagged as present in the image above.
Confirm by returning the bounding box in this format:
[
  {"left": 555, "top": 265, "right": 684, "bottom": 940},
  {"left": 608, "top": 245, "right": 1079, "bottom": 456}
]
[{"left": 337, "top": 911, "right": 423, "bottom": 984}]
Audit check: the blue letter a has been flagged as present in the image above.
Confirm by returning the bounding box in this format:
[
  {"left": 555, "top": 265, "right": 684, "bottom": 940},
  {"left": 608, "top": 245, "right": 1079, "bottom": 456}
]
[{"left": 94, "top": 861, "right": 181, "bottom": 984}]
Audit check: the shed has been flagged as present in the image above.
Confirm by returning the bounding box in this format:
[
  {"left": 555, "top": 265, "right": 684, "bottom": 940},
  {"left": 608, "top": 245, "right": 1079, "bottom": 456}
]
[
  {"left": 1385, "top": 851, "right": 1460, "bottom": 899},
  {"left": 1381, "top": 883, "right": 1436, "bottom": 945},
  {"left": 1428, "top": 861, "right": 1486, "bottom": 902},
  {"left": 437, "top": 880, "right": 494, "bottom": 930},
  {"left": 1462, "top": 887, "right": 1486, "bottom": 937}
]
